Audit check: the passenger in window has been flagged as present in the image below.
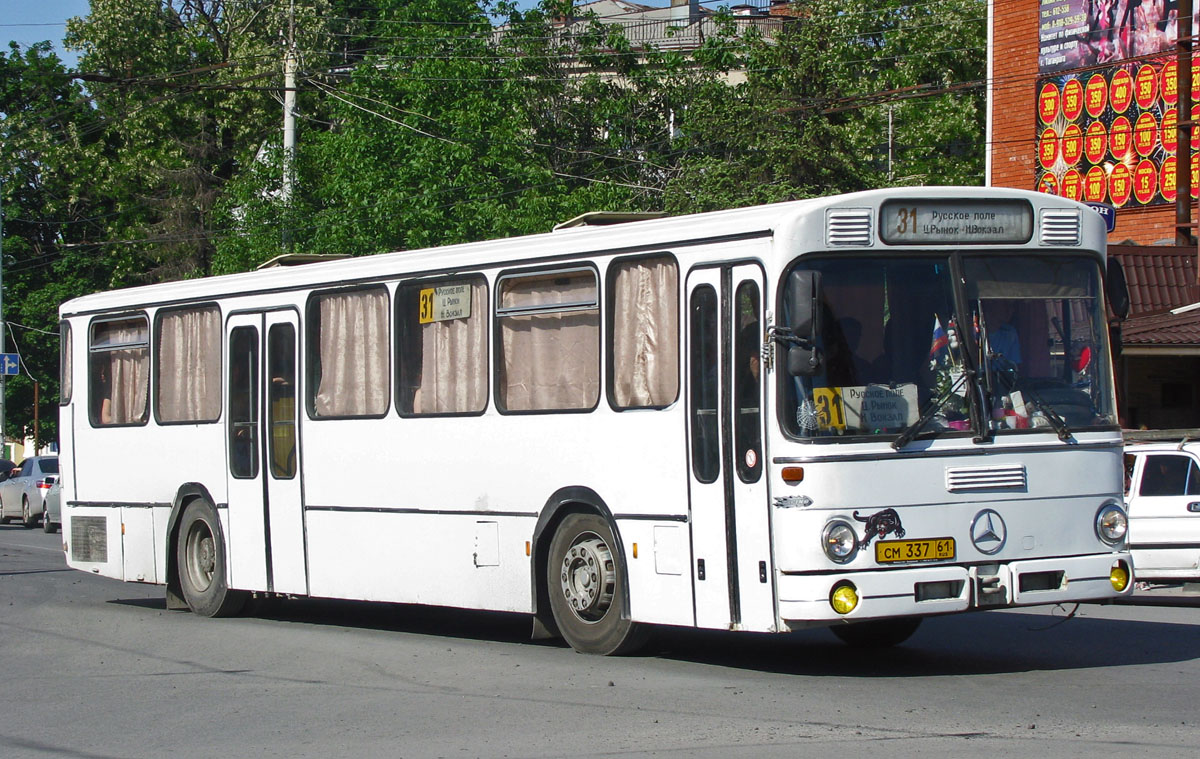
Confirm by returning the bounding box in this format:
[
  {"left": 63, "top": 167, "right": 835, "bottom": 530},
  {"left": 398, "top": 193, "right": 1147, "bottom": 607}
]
[{"left": 983, "top": 300, "right": 1022, "bottom": 371}]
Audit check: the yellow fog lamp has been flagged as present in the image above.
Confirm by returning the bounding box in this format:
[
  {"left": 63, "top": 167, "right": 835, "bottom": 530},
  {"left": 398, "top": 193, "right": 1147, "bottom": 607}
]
[
  {"left": 1110, "top": 561, "right": 1131, "bottom": 592},
  {"left": 830, "top": 582, "right": 859, "bottom": 615}
]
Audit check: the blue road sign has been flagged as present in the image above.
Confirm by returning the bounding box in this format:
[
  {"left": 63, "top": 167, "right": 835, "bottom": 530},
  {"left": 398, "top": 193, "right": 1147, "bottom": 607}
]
[{"left": 1, "top": 353, "right": 19, "bottom": 376}]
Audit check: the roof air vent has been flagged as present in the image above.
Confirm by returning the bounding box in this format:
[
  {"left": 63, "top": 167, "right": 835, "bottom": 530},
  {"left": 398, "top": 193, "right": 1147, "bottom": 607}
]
[
  {"left": 1040, "top": 209, "right": 1081, "bottom": 246},
  {"left": 826, "top": 208, "right": 873, "bottom": 247}
]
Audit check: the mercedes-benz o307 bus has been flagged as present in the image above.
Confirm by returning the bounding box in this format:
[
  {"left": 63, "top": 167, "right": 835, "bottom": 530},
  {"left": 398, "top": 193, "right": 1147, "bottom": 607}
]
[{"left": 58, "top": 187, "right": 1133, "bottom": 654}]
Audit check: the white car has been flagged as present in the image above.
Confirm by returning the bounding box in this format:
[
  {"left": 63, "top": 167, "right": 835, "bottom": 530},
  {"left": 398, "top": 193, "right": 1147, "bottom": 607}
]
[
  {"left": 0, "top": 456, "right": 59, "bottom": 529},
  {"left": 1125, "top": 442, "right": 1200, "bottom": 583}
]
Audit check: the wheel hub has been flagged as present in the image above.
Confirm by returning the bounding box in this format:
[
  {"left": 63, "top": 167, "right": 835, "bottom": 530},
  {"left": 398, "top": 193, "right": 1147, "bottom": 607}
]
[{"left": 559, "top": 533, "right": 615, "bottom": 623}]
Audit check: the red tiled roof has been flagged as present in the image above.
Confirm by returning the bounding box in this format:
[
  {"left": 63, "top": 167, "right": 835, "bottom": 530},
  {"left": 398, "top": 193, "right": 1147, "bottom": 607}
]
[
  {"left": 1122, "top": 308, "right": 1200, "bottom": 346},
  {"left": 1109, "top": 245, "right": 1200, "bottom": 317}
]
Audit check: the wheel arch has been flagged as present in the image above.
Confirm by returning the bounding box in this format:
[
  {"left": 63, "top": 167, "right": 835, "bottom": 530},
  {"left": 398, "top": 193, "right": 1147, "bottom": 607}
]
[
  {"left": 164, "top": 483, "right": 222, "bottom": 611},
  {"left": 530, "top": 486, "right": 631, "bottom": 638}
]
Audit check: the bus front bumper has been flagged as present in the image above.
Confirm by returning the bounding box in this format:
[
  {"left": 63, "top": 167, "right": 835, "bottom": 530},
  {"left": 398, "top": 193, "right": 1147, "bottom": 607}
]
[{"left": 777, "top": 551, "right": 1132, "bottom": 627}]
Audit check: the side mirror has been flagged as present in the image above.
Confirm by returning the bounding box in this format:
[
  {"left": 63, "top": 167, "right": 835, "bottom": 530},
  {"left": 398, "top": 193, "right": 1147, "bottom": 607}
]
[
  {"left": 786, "top": 270, "right": 822, "bottom": 377},
  {"left": 1106, "top": 257, "right": 1130, "bottom": 321}
]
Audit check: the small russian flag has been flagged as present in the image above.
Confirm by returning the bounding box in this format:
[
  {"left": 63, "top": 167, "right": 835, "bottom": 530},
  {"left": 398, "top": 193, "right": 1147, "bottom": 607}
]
[{"left": 929, "top": 316, "right": 950, "bottom": 358}]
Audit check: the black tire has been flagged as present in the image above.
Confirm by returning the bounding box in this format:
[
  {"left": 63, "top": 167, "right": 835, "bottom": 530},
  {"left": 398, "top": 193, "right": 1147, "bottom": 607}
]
[
  {"left": 176, "top": 499, "right": 247, "bottom": 618},
  {"left": 21, "top": 497, "right": 36, "bottom": 529},
  {"left": 42, "top": 511, "right": 57, "bottom": 534},
  {"left": 546, "top": 512, "right": 648, "bottom": 655},
  {"left": 831, "top": 616, "right": 922, "bottom": 648}
]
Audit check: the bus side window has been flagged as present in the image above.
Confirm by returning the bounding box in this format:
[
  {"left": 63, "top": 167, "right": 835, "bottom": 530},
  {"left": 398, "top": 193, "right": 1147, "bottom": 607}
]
[
  {"left": 608, "top": 255, "right": 679, "bottom": 410},
  {"left": 396, "top": 277, "right": 488, "bottom": 416},
  {"left": 496, "top": 268, "right": 599, "bottom": 412},
  {"left": 60, "top": 322, "right": 73, "bottom": 406},
  {"left": 88, "top": 316, "right": 150, "bottom": 427},
  {"left": 155, "top": 305, "right": 221, "bottom": 424},
  {"left": 306, "top": 286, "right": 390, "bottom": 418}
]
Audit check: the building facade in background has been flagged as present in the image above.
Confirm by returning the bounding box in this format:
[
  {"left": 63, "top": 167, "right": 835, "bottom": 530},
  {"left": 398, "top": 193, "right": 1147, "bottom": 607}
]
[{"left": 989, "top": 0, "right": 1200, "bottom": 430}]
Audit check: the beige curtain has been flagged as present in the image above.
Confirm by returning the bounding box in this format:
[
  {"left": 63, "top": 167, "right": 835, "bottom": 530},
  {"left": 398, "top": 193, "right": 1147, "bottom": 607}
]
[
  {"left": 157, "top": 306, "right": 221, "bottom": 422},
  {"left": 315, "top": 288, "right": 389, "bottom": 416},
  {"left": 501, "top": 310, "right": 599, "bottom": 411},
  {"left": 413, "top": 282, "right": 487, "bottom": 414},
  {"left": 104, "top": 323, "right": 149, "bottom": 425},
  {"left": 611, "top": 257, "right": 679, "bottom": 407}
]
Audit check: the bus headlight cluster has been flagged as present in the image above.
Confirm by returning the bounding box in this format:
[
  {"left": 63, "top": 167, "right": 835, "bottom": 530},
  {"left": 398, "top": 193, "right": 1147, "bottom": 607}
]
[
  {"left": 822, "top": 519, "right": 859, "bottom": 564},
  {"left": 1095, "top": 502, "right": 1128, "bottom": 545}
]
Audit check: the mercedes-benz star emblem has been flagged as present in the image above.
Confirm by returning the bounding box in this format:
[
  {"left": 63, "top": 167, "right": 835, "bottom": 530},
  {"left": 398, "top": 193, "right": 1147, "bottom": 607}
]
[{"left": 970, "top": 509, "right": 1007, "bottom": 555}]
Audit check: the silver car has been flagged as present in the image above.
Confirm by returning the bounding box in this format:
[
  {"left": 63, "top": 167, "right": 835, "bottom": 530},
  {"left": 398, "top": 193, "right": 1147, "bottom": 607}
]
[
  {"left": 0, "top": 456, "right": 59, "bottom": 529},
  {"left": 42, "top": 478, "right": 61, "bottom": 534}
]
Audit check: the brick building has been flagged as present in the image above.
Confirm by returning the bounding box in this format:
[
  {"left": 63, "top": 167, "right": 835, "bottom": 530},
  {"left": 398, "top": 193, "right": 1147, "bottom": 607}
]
[{"left": 989, "top": 0, "right": 1200, "bottom": 429}]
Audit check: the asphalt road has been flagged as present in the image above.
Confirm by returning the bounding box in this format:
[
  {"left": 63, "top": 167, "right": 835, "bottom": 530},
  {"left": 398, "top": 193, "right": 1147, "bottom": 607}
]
[{"left": 2, "top": 523, "right": 1199, "bottom": 759}]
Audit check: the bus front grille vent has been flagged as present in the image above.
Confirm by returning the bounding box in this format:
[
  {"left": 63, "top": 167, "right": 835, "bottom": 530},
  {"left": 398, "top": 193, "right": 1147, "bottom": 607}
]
[
  {"left": 826, "top": 208, "right": 872, "bottom": 247},
  {"left": 71, "top": 516, "right": 109, "bottom": 563},
  {"left": 944, "top": 464, "right": 1027, "bottom": 492},
  {"left": 1039, "top": 209, "right": 1081, "bottom": 246}
]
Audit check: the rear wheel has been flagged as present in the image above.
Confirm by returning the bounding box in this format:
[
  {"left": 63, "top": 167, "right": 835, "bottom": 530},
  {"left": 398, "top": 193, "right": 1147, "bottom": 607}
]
[
  {"left": 831, "top": 617, "right": 922, "bottom": 648},
  {"left": 21, "top": 497, "right": 36, "bottom": 529},
  {"left": 547, "top": 513, "right": 647, "bottom": 655},
  {"left": 176, "top": 499, "right": 246, "bottom": 617}
]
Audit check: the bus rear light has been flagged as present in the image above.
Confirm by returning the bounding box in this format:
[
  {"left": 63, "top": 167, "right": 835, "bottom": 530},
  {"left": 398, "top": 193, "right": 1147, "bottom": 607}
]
[{"left": 781, "top": 467, "right": 804, "bottom": 484}]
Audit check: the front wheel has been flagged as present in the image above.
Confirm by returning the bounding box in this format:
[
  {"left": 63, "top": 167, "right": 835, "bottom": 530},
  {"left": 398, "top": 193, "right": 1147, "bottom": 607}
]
[
  {"left": 831, "top": 616, "right": 922, "bottom": 648},
  {"left": 546, "top": 513, "right": 647, "bottom": 655},
  {"left": 42, "top": 511, "right": 57, "bottom": 534},
  {"left": 176, "top": 499, "right": 247, "bottom": 617}
]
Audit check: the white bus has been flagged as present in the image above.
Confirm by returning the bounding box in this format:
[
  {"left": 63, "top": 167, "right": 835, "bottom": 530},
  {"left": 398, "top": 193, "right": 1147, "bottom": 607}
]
[{"left": 58, "top": 187, "right": 1133, "bottom": 654}]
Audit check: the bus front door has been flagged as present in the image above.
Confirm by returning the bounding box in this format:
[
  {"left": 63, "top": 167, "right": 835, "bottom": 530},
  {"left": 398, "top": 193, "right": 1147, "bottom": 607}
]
[
  {"left": 225, "top": 311, "right": 307, "bottom": 596},
  {"left": 685, "top": 264, "right": 774, "bottom": 631}
]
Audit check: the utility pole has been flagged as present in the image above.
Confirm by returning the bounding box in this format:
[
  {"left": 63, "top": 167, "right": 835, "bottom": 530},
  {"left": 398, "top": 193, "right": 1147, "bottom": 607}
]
[{"left": 282, "top": 0, "right": 297, "bottom": 251}]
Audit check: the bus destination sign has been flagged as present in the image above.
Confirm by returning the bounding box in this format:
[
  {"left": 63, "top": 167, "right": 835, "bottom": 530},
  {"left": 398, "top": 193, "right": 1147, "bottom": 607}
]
[
  {"left": 880, "top": 199, "right": 1033, "bottom": 245},
  {"left": 418, "top": 284, "right": 472, "bottom": 324}
]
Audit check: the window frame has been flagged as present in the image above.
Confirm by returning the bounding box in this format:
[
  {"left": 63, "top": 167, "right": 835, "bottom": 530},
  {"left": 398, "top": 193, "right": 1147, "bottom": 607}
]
[
  {"left": 605, "top": 252, "right": 680, "bottom": 412},
  {"left": 305, "top": 284, "right": 393, "bottom": 421},
  {"left": 494, "top": 264, "right": 602, "bottom": 415},
  {"left": 395, "top": 273, "right": 490, "bottom": 418},
  {"left": 87, "top": 313, "right": 151, "bottom": 429},
  {"left": 153, "top": 302, "right": 223, "bottom": 426},
  {"left": 59, "top": 321, "right": 72, "bottom": 406}
]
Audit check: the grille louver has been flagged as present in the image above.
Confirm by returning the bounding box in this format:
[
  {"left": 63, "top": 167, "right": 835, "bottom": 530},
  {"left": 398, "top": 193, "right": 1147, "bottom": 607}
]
[
  {"left": 945, "top": 464, "right": 1027, "bottom": 492},
  {"left": 1040, "top": 209, "right": 1080, "bottom": 246},
  {"left": 826, "top": 208, "right": 873, "bottom": 247}
]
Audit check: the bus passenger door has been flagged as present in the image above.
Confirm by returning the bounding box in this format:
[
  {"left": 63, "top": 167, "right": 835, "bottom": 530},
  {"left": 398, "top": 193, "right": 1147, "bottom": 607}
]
[
  {"left": 225, "top": 311, "right": 307, "bottom": 596},
  {"left": 226, "top": 315, "right": 267, "bottom": 591},
  {"left": 685, "top": 265, "right": 773, "bottom": 631},
  {"left": 263, "top": 311, "right": 306, "bottom": 595}
]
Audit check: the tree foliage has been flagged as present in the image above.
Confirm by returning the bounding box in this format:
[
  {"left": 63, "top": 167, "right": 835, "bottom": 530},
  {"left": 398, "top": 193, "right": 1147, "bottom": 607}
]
[{"left": 0, "top": 0, "right": 987, "bottom": 446}]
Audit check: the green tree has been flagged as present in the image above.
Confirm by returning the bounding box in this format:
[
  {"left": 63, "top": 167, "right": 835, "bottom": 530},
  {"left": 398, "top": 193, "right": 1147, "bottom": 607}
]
[{"left": 1, "top": 42, "right": 112, "bottom": 446}]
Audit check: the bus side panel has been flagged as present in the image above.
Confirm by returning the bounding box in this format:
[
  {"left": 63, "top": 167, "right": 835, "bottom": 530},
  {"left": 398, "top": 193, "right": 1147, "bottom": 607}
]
[{"left": 299, "top": 409, "right": 696, "bottom": 626}]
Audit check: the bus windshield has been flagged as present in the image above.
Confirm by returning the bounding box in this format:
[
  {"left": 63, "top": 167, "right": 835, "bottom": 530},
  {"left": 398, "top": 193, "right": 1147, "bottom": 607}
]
[{"left": 781, "top": 252, "right": 1117, "bottom": 441}]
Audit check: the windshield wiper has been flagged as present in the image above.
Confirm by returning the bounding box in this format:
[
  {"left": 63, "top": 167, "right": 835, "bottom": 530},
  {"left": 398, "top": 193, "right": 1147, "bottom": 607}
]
[
  {"left": 1020, "top": 388, "right": 1074, "bottom": 442},
  {"left": 892, "top": 371, "right": 968, "bottom": 451}
]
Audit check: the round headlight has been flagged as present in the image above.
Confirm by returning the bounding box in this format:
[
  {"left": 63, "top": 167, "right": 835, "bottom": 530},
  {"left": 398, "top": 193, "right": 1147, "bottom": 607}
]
[
  {"left": 822, "top": 520, "right": 859, "bottom": 563},
  {"left": 1095, "top": 502, "right": 1128, "bottom": 545}
]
